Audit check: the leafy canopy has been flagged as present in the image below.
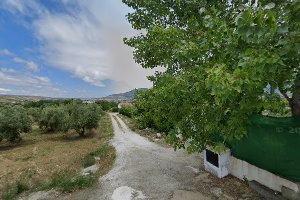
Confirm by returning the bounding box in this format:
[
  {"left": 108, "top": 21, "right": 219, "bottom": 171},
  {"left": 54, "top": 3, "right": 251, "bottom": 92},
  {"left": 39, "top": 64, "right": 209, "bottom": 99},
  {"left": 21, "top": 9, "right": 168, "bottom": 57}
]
[
  {"left": 69, "top": 104, "right": 102, "bottom": 136},
  {"left": 0, "top": 105, "right": 32, "bottom": 142},
  {"left": 123, "top": 0, "right": 300, "bottom": 152}
]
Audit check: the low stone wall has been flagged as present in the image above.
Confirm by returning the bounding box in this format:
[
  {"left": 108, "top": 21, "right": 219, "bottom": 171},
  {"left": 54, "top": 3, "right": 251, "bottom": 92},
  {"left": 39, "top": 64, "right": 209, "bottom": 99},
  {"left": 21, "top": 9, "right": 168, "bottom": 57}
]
[{"left": 230, "top": 156, "right": 300, "bottom": 199}]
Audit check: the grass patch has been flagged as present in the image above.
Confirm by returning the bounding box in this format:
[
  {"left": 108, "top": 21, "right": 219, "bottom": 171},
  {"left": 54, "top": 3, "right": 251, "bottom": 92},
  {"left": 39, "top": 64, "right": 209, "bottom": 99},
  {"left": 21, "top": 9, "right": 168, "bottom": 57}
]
[
  {"left": 83, "top": 154, "right": 96, "bottom": 168},
  {"left": 0, "top": 113, "right": 116, "bottom": 198},
  {"left": 43, "top": 170, "right": 96, "bottom": 193},
  {"left": 1, "top": 181, "right": 30, "bottom": 200},
  {"left": 16, "top": 181, "right": 30, "bottom": 194},
  {"left": 83, "top": 141, "right": 115, "bottom": 168},
  {"left": 94, "top": 143, "right": 114, "bottom": 158},
  {"left": 2, "top": 187, "right": 16, "bottom": 200}
]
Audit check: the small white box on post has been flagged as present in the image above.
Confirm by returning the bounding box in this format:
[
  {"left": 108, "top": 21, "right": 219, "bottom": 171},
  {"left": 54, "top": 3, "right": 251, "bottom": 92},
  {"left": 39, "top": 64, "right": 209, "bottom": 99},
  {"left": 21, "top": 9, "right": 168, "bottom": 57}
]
[{"left": 204, "top": 147, "right": 231, "bottom": 178}]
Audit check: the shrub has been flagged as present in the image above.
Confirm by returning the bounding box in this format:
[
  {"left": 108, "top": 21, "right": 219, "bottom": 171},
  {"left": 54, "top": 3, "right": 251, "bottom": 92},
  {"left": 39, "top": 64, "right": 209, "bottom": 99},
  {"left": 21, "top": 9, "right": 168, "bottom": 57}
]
[
  {"left": 0, "top": 105, "right": 32, "bottom": 142},
  {"left": 111, "top": 107, "right": 118, "bottom": 112},
  {"left": 95, "top": 100, "right": 118, "bottom": 111},
  {"left": 27, "top": 107, "right": 41, "bottom": 122},
  {"left": 118, "top": 104, "right": 136, "bottom": 118}
]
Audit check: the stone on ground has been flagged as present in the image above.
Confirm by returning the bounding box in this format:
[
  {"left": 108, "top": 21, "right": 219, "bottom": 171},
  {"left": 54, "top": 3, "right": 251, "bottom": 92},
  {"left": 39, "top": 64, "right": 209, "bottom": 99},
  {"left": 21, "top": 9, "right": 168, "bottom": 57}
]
[
  {"left": 210, "top": 187, "right": 222, "bottom": 197},
  {"left": 80, "top": 164, "right": 99, "bottom": 176},
  {"left": 111, "top": 186, "right": 146, "bottom": 200}
]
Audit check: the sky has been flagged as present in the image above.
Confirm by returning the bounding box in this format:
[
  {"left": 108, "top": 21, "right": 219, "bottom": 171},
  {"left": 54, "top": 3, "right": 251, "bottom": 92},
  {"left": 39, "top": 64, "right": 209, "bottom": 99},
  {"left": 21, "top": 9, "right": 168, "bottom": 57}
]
[{"left": 0, "top": 0, "right": 155, "bottom": 98}]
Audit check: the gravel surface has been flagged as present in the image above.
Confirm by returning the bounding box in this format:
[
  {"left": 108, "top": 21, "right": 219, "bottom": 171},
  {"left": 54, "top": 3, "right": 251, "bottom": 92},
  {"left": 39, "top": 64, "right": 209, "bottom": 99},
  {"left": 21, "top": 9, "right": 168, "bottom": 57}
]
[{"left": 53, "top": 113, "right": 259, "bottom": 200}]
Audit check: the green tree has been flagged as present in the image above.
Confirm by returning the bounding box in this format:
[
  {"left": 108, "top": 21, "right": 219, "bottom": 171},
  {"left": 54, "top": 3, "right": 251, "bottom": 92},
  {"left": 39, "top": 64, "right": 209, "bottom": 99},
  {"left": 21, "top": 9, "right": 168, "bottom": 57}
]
[
  {"left": 118, "top": 104, "right": 137, "bottom": 118},
  {"left": 27, "top": 107, "right": 42, "bottom": 122},
  {"left": 69, "top": 104, "right": 102, "bottom": 136},
  {"left": 39, "top": 106, "right": 70, "bottom": 132},
  {"left": 0, "top": 105, "right": 32, "bottom": 142},
  {"left": 123, "top": 0, "right": 300, "bottom": 151},
  {"left": 95, "top": 100, "right": 118, "bottom": 111}
]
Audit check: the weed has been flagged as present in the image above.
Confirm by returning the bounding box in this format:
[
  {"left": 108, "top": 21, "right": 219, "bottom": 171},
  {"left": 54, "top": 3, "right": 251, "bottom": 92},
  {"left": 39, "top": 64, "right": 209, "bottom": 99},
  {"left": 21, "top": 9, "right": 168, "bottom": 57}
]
[
  {"left": 1, "top": 181, "right": 29, "bottom": 200},
  {"left": 16, "top": 181, "right": 30, "bottom": 194},
  {"left": 83, "top": 154, "right": 96, "bottom": 168},
  {"left": 43, "top": 170, "right": 96, "bottom": 192},
  {"left": 94, "top": 143, "right": 113, "bottom": 158},
  {"left": 1, "top": 187, "right": 15, "bottom": 200},
  {"left": 83, "top": 143, "right": 113, "bottom": 168}
]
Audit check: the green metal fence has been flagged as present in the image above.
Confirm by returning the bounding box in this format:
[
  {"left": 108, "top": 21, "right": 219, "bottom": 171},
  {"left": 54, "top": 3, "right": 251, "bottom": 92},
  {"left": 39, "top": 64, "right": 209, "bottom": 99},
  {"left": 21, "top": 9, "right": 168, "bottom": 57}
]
[{"left": 229, "top": 115, "right": 300, "bottom": 182}]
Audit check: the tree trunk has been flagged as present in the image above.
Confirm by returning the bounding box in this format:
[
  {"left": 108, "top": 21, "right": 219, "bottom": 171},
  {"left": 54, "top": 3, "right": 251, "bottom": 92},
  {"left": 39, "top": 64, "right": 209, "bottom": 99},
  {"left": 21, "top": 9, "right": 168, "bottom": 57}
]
[
  {"left": 79, "top": 127, "right": 85, "bottom": 137},
  {"left": 291, "top": 73, "right": 300, "bottom": 117}
]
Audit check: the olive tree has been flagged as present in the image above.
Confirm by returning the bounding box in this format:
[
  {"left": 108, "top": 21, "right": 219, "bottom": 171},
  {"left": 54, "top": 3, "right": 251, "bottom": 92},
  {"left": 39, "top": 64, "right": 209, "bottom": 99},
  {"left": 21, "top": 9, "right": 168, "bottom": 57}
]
[
  {"left": 0, "top": 105, "right": 32, "bottom": 142},
  {"left": 39, "top": 106, "right": 70, "bottom": 132},
  {"left": 69, "top": 104, "right": 102, "bottom": 136},
  {"left": 123, "top": 0, "right": 300, "bottom": 151}
]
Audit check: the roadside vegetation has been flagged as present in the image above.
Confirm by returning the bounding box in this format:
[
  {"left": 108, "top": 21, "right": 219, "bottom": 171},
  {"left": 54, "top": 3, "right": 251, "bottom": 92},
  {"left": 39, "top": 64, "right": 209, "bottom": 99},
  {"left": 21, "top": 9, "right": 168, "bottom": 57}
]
[
  {"left": 0, "top": 100, "right": 116, "bottom": 199},
  {"left": 118, "top": 114, "right": 170, "bottom": 147},
  {"left": 122, "top": 0, "right": 299, "bottom": 152}
]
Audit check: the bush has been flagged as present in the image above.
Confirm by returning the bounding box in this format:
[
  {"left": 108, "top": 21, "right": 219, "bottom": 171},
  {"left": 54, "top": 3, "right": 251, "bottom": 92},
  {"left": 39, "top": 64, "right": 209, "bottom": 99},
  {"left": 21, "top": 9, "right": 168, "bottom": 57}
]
[
  {"left": 38, "top": 106, "right": 70, "bottom": 132},
  {"left": 27, "top": 107, "right": 41, "bottom": 122},
  {"left": 111, "top": 107, "right": 118, "bottom": 112},
  {"left": 118, "top": 104, "right": 136, "bottom": 118},
  {"left": 0, "top": 105, "right": 32, "bottom": 142},
  {"left": 95, "top": 100, "right": 118, "bottom": 111}
]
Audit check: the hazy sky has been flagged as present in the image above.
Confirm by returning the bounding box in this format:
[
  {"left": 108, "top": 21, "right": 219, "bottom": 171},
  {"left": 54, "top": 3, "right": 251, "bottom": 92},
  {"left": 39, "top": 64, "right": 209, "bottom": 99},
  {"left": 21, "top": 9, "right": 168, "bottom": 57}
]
[{"left": 0, "top": 0, "right": 155, "bottom": 98}]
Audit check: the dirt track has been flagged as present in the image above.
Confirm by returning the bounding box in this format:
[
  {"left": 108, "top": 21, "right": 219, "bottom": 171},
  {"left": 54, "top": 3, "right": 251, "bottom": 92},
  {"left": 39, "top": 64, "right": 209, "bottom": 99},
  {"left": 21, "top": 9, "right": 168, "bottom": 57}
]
[{"left": 57, "top": 113, "right": 259, "bottom": 200}]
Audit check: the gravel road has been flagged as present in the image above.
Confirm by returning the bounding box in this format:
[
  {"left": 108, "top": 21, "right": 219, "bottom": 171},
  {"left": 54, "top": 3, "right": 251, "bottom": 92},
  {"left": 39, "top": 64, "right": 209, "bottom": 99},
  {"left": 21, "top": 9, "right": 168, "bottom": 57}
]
[
  {"left": 56, "top": 113, "right": 258, "bottom": 200},
  {"left": 57, "top": 113, "right": 212, "bottom": 200}
]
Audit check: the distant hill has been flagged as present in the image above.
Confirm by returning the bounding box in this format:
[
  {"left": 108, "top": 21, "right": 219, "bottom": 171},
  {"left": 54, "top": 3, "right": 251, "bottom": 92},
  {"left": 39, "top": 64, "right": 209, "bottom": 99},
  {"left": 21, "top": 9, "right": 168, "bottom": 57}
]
[
  {"left": 0, "top": 88, "right": 148, "bottom": 104},
  {"left": 0, "top": 95, "right": 52, "bottom": 104},
  {"left": 101, "top": 88, "right": 148, "bottom": 102}
]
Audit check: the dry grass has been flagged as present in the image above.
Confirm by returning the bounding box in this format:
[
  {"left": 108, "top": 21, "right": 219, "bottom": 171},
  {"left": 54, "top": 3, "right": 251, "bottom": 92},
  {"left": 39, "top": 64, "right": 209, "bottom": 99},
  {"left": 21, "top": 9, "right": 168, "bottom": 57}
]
[{"left": 0, "top": 113, "right": 115, "bottom": 197}]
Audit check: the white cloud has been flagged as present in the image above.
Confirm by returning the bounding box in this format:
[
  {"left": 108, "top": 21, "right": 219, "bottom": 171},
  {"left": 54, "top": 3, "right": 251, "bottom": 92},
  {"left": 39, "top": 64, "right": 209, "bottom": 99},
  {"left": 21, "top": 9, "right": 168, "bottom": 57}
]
[
  {"left": 26, "top": 61, "right": 39, "bottom": 71},
  {"left": 0, "top": 68, "right": 16, "bottom": 73},
  {"left": 0, "top": 87, "right": 11, "bottom": 94},
  {"left": 2, "top": 0, "right": 156, "bottom": 93},
  {"left": 1, "top": 0, "right": 46, "bottom": 16},
  {"left": 0, "top": 71, "right": 63, "bottom": 97},
  {"left": 13, "top": 57, "right": 39, "bottom": 71},
  {"left": 0, "top": 71, "right": 49, "bottom": 87},
  {"left": 33, "top": 13, "right": 108, "bottom": 87},
  {"left": 36, "top": 1, "right": 157, "bottom": 92},
  {"left": 0, "top": 49, "right": 13, "bottom": 56}
]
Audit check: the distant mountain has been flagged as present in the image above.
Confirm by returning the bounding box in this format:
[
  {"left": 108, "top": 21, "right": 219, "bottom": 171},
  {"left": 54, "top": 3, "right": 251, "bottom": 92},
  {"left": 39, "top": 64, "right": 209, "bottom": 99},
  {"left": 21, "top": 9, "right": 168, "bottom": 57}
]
[
  {"left": 101, "top": 88, "right": 148, "bottom": 102},
  {"left": 0, "top": 95, "right": 52, "bottom": 104}
]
